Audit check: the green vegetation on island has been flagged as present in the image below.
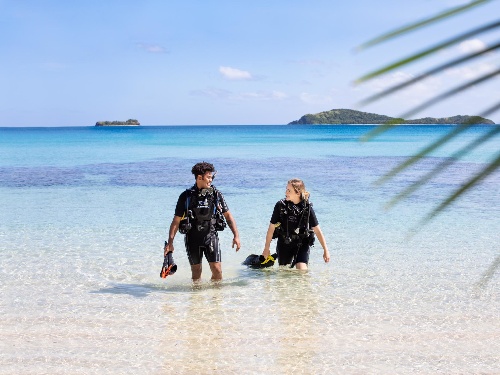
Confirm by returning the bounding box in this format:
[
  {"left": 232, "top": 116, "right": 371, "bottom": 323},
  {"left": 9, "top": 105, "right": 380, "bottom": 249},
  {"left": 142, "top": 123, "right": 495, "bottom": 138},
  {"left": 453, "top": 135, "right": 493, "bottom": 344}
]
[
  {"left": 288, "top": 109, "right": 495, "bottom": 125},
  {"left": 95, "top": 119, "right": 140, "bottom": 126}
]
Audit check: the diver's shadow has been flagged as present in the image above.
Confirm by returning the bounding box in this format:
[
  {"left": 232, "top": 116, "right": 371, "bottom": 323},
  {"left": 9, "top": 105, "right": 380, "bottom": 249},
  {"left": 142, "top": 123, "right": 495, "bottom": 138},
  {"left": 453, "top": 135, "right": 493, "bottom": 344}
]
[
  {"left": 91, "top": 274, "right": 257, "bottom": 298},
  {"left": 91, "top": 283, "right": 166, "bottom": 298},
  {"left": 91, "top": 253, "right": 283, "bottom": 298}
]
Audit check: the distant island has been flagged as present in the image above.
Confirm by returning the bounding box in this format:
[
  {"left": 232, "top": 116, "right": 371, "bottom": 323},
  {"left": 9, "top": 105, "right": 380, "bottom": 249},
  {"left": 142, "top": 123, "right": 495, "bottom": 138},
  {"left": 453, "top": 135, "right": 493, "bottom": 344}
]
[
  {"left": 95, "top": 119, "right": 140, "bottom": 126},
  {"left": 288, "top": 109, "right": 495, "bottom": 125}
]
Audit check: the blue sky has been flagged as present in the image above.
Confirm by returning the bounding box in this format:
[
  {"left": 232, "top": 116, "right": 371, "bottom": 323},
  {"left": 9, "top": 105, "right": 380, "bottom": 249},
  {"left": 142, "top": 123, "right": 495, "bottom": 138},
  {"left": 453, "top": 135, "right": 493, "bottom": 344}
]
[{"left": 1, "top": 0, "right": 499, "bottom": 126}]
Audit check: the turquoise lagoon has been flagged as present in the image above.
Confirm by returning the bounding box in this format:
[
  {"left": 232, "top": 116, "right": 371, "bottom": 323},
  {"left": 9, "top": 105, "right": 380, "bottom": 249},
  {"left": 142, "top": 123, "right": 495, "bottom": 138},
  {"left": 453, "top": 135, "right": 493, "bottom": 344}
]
[{"left": 0, "top": 125, "right": 498, "bottom": 374}]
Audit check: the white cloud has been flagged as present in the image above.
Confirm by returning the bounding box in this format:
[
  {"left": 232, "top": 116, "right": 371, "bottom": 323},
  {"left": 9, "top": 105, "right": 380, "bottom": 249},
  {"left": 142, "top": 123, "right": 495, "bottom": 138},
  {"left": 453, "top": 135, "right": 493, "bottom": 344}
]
[
  {"left": 191, "top": 87, "right": 287, "bottom": 101},
  {"left": 362, "top": 71, "right": 414, "bottom": 92},
  {"left": 271, "top": 91, "right": 288, "bottom": 100},
  {"left": 445, "top": 61, "right": 497, "bottom": 80},
  {"left": 458, "top": 39, "right": 487, "bottom": 54},
  {"left": 293, "top": 59, "right": 327, "bottom": 66},
  {"left": 190, "top": 88, "right": 233, "bottom": 99},
  {"left": 240, "top": 90, "right": 287, "bottom": 100},
  {"left": 219, "top": 66, "right": 253, "bottom": 80},
  {"left": 137, "top": 43, "right": 168, "bottom": 53},
  {"left": 299, "top": 92, "right": 335, "bottom": 105},
  {"left": 356, "top": 70, "right": 444, "bottom": 108}
]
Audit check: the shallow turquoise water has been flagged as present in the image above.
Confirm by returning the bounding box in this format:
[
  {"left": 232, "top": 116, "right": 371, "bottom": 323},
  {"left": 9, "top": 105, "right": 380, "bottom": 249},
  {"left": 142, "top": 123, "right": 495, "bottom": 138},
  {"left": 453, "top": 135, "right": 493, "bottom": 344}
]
[{"left": 0, "top": 125, "right": 498, "bottom": 374}]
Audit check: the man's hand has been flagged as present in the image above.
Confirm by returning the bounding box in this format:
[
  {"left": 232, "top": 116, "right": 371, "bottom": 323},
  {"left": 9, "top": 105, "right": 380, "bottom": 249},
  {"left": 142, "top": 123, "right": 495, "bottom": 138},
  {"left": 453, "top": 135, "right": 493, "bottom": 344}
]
[
  {"left": 164, "top": 241, "right": 174, "bottom": 256},
  {"left": 232, "top": 237, "right": 241, "bottom": 252}
]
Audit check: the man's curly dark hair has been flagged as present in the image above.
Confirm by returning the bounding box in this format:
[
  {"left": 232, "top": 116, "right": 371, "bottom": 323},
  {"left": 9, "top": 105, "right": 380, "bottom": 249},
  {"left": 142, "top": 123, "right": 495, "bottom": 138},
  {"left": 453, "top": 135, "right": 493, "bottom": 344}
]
[{"left": 191, "top": 161, "right": 215, "bottom": 178}]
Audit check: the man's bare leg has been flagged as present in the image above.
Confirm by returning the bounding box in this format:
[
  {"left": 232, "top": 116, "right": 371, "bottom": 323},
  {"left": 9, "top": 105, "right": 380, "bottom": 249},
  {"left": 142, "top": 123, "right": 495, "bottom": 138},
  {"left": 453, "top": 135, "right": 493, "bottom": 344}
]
[
  {"left": 191, "top": 264, "right": 202, "bottom": 281},
  {"left": 209, "top": 262, "right": 222, "bottom": 280}
]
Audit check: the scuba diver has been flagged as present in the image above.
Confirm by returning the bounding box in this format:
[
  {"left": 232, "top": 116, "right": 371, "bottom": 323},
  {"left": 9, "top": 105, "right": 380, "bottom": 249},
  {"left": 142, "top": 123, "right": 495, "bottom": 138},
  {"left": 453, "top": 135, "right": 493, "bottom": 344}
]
[
  {"left": 262, "top": 178, "right": 330, "bottom": 269},
  {"left": 163, "top": 162, "right": 241, "bottom": 281}
]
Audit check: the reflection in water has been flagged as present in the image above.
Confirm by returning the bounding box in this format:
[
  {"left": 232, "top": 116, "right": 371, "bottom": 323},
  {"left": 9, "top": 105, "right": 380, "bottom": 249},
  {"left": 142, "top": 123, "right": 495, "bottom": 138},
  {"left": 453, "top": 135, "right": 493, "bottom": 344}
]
[
  {"left": 159, "top": 270, "right": 329, "bottom": 374},
  {"left": 169, "top": 288, "right": 225, "bottom": 372},
  {"left": 161, "top": 282, "right": 238, "bottom": 373},
  {"left": 266, "top": 270, "right": 322, "bottom": 374},
  {"left": 157, "top": 261, "right": 500, "bottom": 374}
]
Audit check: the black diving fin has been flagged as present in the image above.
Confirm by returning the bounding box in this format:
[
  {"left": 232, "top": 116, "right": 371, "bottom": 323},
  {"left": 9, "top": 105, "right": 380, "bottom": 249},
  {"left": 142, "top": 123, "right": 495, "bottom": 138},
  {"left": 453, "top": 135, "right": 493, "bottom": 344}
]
[
  {"left": 242, "top": 253, "right": 277, "bottom": 269},
  {"left": 160, "top": 242, "right": 178, "bottom": 278}
]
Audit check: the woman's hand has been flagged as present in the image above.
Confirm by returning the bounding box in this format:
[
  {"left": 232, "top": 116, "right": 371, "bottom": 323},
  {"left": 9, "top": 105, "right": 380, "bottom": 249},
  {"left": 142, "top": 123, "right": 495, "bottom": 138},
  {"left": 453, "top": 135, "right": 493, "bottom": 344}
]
[
  {"left": 262, "top": 223, "right": 276, "bottom": 258},
  {"left": 323, "top": 249, "right": 330, "bottom": 263},
  {"left": 312, "top": 225, "right": 330, "bottom": 264},
  {"left": 262, "top": 248, "right": 271, "bottom": 258}
]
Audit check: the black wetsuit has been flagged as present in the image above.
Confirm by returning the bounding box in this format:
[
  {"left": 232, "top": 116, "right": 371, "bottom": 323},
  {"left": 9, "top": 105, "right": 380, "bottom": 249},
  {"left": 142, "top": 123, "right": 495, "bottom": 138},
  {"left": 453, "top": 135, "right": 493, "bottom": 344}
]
[
  {"left": 270, "top": 199, "right": 318, "bottom": 266},
  {"left": 175, "top": 185, "right": 228, "bottom": 265}
]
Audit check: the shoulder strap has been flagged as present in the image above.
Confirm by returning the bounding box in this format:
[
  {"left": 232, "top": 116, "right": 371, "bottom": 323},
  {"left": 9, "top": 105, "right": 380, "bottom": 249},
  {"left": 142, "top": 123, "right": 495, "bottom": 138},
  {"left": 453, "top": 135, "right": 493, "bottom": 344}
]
[
  {"left": 278, "top": 199, "right": 290, "bottom": 237},
  {"left": 305, "top": 201, "right": 311, "bottom": 229},
  {"left": 211, "top": 186, "right": 228, "bottom": 219},
  {"left": 296, "top": 201, "right": 311, "bottom": 231},
  {"left": 180, "top": 189, "right": 191, "bottom": 221},
  {"left": 185, "top": 189, "right": 191, "bottom": 211},
  {"left": 279, "top": 199, "right": 287, "bottom": 212},
  {"left": 212, "top": 185, "right": 219, "bottom": 201}
]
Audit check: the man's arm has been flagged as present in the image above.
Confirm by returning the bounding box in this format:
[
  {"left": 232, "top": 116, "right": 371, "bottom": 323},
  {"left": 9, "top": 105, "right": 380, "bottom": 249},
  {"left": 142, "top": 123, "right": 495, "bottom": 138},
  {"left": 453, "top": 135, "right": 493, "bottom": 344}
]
[
  {"left": 223, "top": 211, "right": 241, "bottom": 251},
  {"left": 164, "top": 216, "right": 182, "bottom": 256}
]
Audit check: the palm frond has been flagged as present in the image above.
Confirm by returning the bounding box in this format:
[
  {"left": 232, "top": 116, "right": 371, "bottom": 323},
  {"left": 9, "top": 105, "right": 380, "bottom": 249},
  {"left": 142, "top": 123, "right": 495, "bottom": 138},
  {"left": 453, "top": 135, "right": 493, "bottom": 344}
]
[
  {"left": 373, "top": 122, "right": 477, "bottom": 183},
  {"left": 375, "top": 101, "right": 500, "bottom": 185},
  {"left": 360, "top": 117, "right": 406, "bottom": 141},
  {"left": 356, "top": 1, "right": 500, "bottom": 285},
  {"left": 356, "top": 0, "right": 492, "bottom": 51},
  {"left": 355, "top": 20, "right": 500, "bottom": 84},
  {"left": 475, "top": 254, "right": 500, "bottom": 289},
  {"left": 386, "top": 125, "right": 500, "bottom": 209},
  {"left": 420, "top": 150, "right": 500, "bottom": 223},
  {"left": 360, "top": 41, "right": 500, "bottom": 107},
  {"left": 400, "top": 68, "right": 500, "bottom": 120},
  {"left": 362, "top": 69, "right": 500, "bottom": 142}
]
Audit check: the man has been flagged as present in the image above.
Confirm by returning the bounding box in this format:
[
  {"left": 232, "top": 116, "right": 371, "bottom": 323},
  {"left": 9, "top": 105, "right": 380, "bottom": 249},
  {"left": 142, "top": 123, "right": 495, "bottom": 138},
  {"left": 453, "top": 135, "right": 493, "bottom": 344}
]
[{"left": 164, "top": 162, "right": 241, "bottom": 281}]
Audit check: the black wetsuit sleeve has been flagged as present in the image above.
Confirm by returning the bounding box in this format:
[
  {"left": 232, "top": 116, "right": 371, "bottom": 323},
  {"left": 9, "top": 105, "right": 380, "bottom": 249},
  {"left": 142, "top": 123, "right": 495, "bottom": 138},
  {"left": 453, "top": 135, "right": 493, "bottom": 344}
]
[
  {"left": 174, "top": 191, "right": 187, "bottom": 217},
  {"left": 309, "top": 206, "right": 319, "bottom": 227},
  {"left": 216, "top": 190, "right": 229, "bottom": 213},
  {"left": 270, "top": 201, "right": 281, "bottom": 224}
]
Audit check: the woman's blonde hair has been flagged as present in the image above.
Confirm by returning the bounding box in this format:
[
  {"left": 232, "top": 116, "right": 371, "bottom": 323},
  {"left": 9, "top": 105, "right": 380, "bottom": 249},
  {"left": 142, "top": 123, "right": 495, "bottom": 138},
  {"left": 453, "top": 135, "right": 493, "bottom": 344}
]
[{"left": 288, "top": 178, "right": 310, "bottom": 202}]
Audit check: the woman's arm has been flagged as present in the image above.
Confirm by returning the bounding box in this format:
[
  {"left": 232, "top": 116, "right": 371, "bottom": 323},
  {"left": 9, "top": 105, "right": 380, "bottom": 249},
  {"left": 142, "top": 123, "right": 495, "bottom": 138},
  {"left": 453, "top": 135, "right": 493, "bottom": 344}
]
[
  {"left": 312, "top": 225, "right": 330, "bottom": 263},
  {"left": 262, "top": 223, "right": 276, "bottom": 258}
]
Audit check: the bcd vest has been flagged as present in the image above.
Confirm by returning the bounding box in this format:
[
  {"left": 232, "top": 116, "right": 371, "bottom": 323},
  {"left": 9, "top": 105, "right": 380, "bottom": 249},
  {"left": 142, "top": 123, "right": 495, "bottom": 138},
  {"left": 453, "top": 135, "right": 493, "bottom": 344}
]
[
  {"left": 178, "top": 186, "right": 226, "bottom": 234},
  {"left": 273, "top": 199, "right": 315, "bottom": 245}
]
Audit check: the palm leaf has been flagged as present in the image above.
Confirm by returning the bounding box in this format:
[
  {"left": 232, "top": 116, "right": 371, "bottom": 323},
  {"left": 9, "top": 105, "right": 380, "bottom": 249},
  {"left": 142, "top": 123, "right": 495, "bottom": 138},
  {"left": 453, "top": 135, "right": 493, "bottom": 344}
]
[
  {"left": 361, "top": 68, "right": 500, "bottom": 142},
  {"left": 356, "top": 0, "right": 492, "bottom": 51},
  {"left": 375, "top": 101, "right": 500, "bottom": 185},
  {"left": 360, "top": 41, "right": 500, "bottom": 107},
  {"left": 386, "top": 125, "right": 500, "bottom": 209},
  {"left": 420, "top": 150, "right": 500, "bottom": 223},
  {"left": 475, "top": 254, "right": 500, "bottom": 288},
  {"left": 400, "top": 68, "right": 500, "bottom": 120},
  {"left": 356, "top": 1, "right": 500, "bottom": 285},
  {"left": 356, "top": 20, "right": 500, "bottom": 84}
]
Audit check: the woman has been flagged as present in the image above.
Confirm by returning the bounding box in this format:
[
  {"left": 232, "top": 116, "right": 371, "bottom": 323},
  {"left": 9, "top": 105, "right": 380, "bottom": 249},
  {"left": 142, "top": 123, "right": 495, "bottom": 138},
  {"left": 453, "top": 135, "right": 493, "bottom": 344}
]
[{"left": 262, "top": 179, "right": 330, "bottom": 269}]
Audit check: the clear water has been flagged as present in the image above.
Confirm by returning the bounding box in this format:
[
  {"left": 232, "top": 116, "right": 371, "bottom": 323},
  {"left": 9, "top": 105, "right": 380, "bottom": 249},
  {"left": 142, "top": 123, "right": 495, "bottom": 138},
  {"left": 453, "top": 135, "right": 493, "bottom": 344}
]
[{"left": 0, "top": 125, "right": 499, "bottom": 374}]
